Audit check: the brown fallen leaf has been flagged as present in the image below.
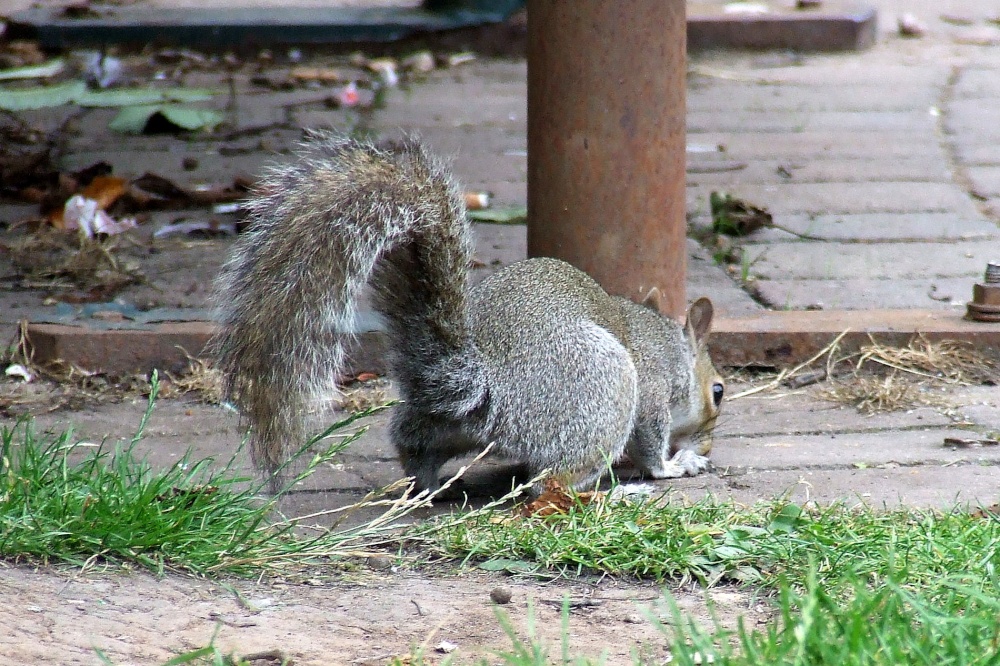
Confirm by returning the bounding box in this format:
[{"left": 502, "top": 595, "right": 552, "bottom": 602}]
[
  {"left": 970, "top": 504, "right": 1000, "bottom": 520},
  {"left": 943, "top": 437, "right": 999, "bottom": 448},
  {"left": 289, "top": 66, "right": 346, "bottom": 83},
  {"left": 128, "top": 172, "right": 250, "bottom": 209},
  {"left": 710, "top": 191, "right": 773, "bottom": 236},
  {"left": 519, "top": 477, "right": 600, "bottom": 517},
  {"left": 48, "top": 176, "right": 129, "bottom": 229}
]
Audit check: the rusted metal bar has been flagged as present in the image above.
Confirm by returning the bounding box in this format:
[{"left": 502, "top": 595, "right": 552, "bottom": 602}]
[{"left": 526, "top": 0, "right": 688, "bottom": 317}]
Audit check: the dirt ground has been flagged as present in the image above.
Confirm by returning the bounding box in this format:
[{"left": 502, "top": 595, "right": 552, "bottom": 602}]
[
  {"left": 2, "top": 373, "right": 997, "bottom": 663},
  {"left": 0, "top": 562, "right": 764, "bottom": 665}
]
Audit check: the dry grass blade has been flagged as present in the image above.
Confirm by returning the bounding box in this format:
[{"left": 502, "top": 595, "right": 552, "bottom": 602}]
[
  {"left": 3, "top": 228, "right": 142, "bottom": 293},
  {"left": 818, "top": 372, "right": 949, "bottom": 415},
  {"left": 729, "top": 330, "right": 850, "bottom": 400},
  {"left": 855, "top": 336, "right": 999, "bottom": 386},
  {"left": 165, "top": 353, "right": 223, "bottom": 403},
  {"left": 818, "top": 336, "right": 996, "bottom": 414},
  {"left": 338, "top": 378, "right": 389, "bottom": 414}
]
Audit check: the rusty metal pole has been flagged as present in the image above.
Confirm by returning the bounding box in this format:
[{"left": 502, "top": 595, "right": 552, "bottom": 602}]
[{"left": 526, "top": 0, "right": 688, "bottom": 317}]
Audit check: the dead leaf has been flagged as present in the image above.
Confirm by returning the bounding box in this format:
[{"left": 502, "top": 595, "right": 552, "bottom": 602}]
[
  {"left": 519, "top": 478, "right": 600, "bottom": 517},
  {"left": 128, "top": 172, "right": 249, "bottom": 209},
  {"left": 81, "top": 175, "right": 128, "bottom": 210},
  {"left": 970, "top": 504, "right": 1000, "bottom": 520},
  {"left": 710, "top": 191, "right": 772, "bottom": 236},
  {"left": 289, "top": 66, "right": 346, "bottom": 83}
]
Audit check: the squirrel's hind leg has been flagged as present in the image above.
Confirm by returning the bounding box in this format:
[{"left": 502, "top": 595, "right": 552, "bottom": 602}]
[{"left": 391, "top": 406, "right": 484, "bottom": 493}]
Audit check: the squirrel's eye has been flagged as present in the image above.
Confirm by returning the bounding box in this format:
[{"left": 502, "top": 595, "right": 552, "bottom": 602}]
[{"left": 712, "top": 382, "right": 724, "bottom": 406}]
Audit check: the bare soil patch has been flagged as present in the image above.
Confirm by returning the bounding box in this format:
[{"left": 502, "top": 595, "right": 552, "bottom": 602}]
[{"left": 0, "top": 563, "right": 759, "bottom": 665}]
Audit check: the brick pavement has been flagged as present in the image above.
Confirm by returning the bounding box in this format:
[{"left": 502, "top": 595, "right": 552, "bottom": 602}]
[{"left": 0, "top": 1, "right": 998, "bottom": 508}]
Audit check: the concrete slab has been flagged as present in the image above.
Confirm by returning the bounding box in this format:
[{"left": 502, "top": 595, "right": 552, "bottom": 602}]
[
  {"left": 743, "top": 241, "right": 991, "bottom": 280},
  {"left": 687, "top": 2, "right": 877, "bottom": 52},
  {"left": 23, "top": 305, "right": 1000, "bottom": 373},
  {"left": 6, "top": 3, "right": 523, "bottom": 49},
  {"left": 739, "top": 213, "right": 999, "bottom": 242},
  {"left": 752, "top": 278, "right": 975, "bottom": 310},
  {"left": 691, "top": 182, "right": 980, "bottom": 217},
  {"left": 714, "top": 428, "right": 1000, "bottom": 470}
]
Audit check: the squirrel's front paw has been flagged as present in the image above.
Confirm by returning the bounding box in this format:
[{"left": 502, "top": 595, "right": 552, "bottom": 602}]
[
  {"left": 646, "top": 449, "right": 711, "bottom": 479},
  {"left": 672, "top": 448, "right": 711, "bottom": 476}
]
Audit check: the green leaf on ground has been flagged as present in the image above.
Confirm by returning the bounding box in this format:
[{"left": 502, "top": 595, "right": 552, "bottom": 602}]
[
  {"left": 109, "top": 105, "right": 224, "bottom": 133},
  {"left": 0, "top": 59, "right": 66, "bottom": 81},
  {"left": 0, "top": 80, "right": 87, "bottom": 110},
  {"left": 76, "top": 87, "right": 216, "bottom": 108},
  {"left": 468, "top": 207, "right": 528, "bottom": 225}
]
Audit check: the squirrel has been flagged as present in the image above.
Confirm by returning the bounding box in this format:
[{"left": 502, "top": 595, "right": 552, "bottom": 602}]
[{"left": 212, "top": 133, "right": 725, "bottom": 494}]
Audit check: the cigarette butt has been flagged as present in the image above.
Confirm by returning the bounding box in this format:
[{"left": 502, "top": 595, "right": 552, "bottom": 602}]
[{"left": 464, "top": 191, "right": 491, "bottom": 210}]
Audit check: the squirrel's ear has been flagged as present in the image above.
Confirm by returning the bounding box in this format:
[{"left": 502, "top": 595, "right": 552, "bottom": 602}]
[
  {"left": 640, "top": 287, "right": 662, "bottom": 311},
  {"left": 685, "top": 297, "right": 714, "bottom": 342}
]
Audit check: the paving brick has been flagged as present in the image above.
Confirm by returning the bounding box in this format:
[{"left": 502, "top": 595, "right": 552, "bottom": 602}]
[
  {"left": 687, "top": 82, "right": 939, "bottom": 113},
  {"left": 713, "top": 427, "right": 999, "bottom": 470},
  {"left": 966, "top": 166, "right": 1000, "bottom": 198},
  {"left": 942, "top": 99, "right": 1000, "bottom": 139},
  {"left": 953, "top": 67, "right": 1000, "bottom": 99},
  {"left": 666, "top": 465, "right": 1000, "bottom": 508},
  {"left": 689, "top": 181, "right": 980, "bottom": 217},
  {"left": 744, "top": 240, "right": 990, "bottom": 281},
  {"left": 687, "top": 158, "right": 952, "bottom": 188},
  {"left": 706, "top": 62, "right": 947, "bottom": 88},
  {"left": 751, "top": 277, "right": 976, "bottom": 310},
  {"left": 740, "top": 212, "right": 999, "bottom": 242},
  {"left": 953, "top": 142, "right": 1000, "bottom": 167},
  {"left": 692, "top": 131, "right": 945, "bottom": 160},
  {"left": 689, "top": 110, "right": 936, "bottom": 134}
]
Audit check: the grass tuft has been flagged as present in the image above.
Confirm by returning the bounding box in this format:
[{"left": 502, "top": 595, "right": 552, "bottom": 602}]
[
  {"left": 0, "top": 372, "right": 412, "bottom": 576},
  {"left": 427, "top": 495, "right": 1000, "bottom": 591},
  {"left": 668, "top": 569, "right": 1000, "bottom": 666}
]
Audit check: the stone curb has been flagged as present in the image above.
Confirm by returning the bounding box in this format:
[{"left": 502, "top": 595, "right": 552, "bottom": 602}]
[
  {"left": 8, "top": 2, "right": 877, "bottom": 52},
  {"left": 23, "top": 308, "right": 999, "bottom": 375}
]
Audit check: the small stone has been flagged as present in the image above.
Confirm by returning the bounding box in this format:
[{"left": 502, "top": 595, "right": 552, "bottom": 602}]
[
  {"left": 624, "top": 613, "right": 644, "bottom": 624},
  {"left": 490, "top": 586, "right": 513, "bottom": 604},
  {"left": 898, "top": 13, "right": 928, "bottom": 37},
  {"left": 435, "top": 640, "right": 458, "bottom": 654},
  {"left": 366, "top": 555, "right": 393, "bottom": 570}
]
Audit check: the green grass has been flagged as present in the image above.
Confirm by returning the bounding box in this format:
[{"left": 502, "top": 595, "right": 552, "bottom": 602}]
[
  {"left": 428, "top": 495, "right": 1000, "bottom": 590},
  {"left": 418, "top": 491, "right": 1000, "bottom": 665},
  {"left": 2, "top": 377, "right": 999, "bottom": 665},
  {"left": 663, "top": 568, "right": 1000, "bottom": 666},
  {"left": 0, "top": 372, "right": 397, "bottom": 576}
]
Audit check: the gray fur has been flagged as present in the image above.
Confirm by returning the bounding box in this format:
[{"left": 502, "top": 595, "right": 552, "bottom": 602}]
[{"left": 212, "top": 133, "right": 723, "bottom": 494}]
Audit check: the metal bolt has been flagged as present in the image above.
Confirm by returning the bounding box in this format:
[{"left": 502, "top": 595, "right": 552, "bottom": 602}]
[{"left": 967, "top": 261, "right": 1000, "bottom": 322}]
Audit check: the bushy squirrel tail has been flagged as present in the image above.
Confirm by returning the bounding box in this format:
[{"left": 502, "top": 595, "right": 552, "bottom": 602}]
[{"left": 211, "top": 133, "right": 474, "bottom": 484}]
